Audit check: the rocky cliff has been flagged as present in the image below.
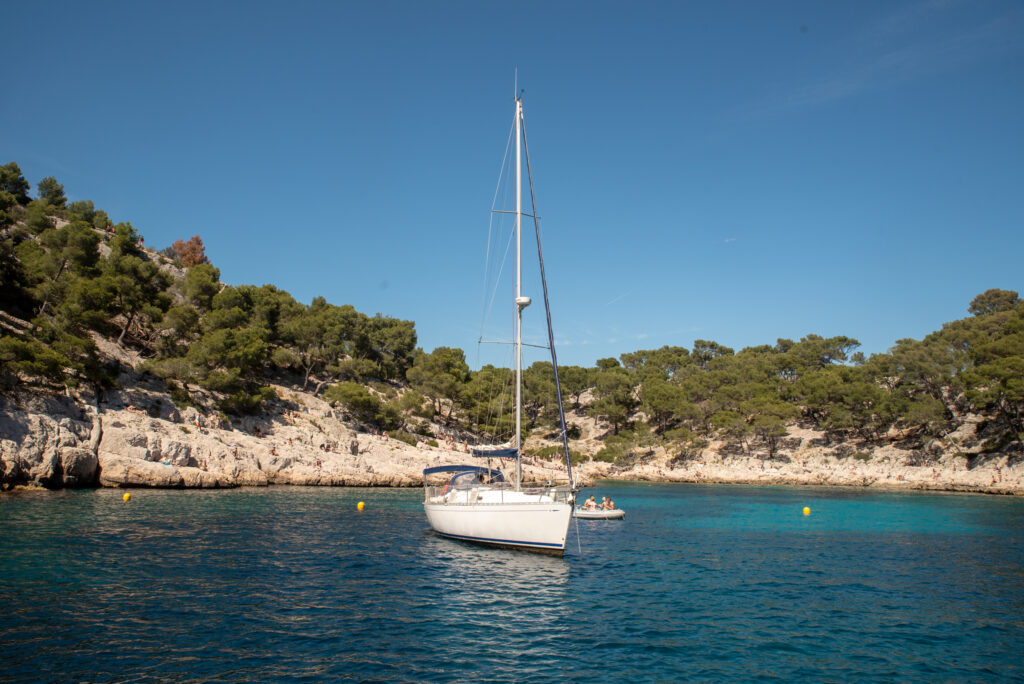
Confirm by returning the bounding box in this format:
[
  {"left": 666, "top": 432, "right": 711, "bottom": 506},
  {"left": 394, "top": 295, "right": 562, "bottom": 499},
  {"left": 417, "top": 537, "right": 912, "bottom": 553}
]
[
  {"left": 2, "top": 382, "right": 1021, "bottom": 495},
  {"left": 0, "top": 383, "right": 576, "bottom": 491}
]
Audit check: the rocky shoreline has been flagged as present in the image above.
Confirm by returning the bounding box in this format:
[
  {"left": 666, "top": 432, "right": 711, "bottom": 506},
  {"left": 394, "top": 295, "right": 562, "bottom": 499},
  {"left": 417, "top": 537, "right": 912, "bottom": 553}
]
[{"left": 2, "top": 387, "right": 1021, "bottom": 496}]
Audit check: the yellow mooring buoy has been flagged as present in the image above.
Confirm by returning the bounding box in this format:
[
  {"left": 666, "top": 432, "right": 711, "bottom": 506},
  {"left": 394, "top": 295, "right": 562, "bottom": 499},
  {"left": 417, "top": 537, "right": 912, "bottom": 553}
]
[
  {"left": 123, "top": 492, "right": 131, "bottom": 502},
  {"left": 357, "top": 501, "right": 365, "bottom": 511},
  {"left": 803, "top": 506, "right": 811, "bottom": 516}
]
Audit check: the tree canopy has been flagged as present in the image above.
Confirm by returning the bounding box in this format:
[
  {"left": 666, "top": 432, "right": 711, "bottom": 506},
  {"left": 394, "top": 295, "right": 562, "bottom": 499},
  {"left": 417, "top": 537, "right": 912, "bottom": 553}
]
[{"left": 1, "top": 163, "right": 1021, "bottom": 459}]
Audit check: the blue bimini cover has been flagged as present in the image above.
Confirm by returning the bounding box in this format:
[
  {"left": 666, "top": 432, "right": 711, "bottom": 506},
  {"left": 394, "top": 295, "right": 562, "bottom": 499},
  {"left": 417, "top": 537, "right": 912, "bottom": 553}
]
[
  {"left": 422, "top": 465, "right": 505, "bottom": 480},
  {"left": 470, "top": 447, "right": 519, "bottom": 459}
]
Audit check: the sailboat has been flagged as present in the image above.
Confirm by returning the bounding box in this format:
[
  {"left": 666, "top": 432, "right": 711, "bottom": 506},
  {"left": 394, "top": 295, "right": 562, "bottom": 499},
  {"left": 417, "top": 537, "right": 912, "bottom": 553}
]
[{"left": 422, "top": 93, "right": 577, "bottom": 554}]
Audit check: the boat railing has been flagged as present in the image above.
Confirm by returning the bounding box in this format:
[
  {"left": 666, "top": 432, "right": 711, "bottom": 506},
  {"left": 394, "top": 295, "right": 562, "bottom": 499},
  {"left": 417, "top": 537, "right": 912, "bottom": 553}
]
[{"left": 423, "top": 483, "right": 574, "bottom": 504}]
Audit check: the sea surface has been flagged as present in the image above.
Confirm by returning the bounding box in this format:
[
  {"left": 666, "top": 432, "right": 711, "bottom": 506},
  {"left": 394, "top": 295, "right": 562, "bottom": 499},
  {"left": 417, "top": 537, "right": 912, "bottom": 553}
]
[{"left": 2, "top": 483, "right": 1023, "bottom": 682}]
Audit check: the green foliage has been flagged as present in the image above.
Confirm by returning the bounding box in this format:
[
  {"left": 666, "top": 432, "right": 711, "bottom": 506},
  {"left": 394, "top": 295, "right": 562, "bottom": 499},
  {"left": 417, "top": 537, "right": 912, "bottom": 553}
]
[
  {"left": 158, "top": 305, "right": 201, "bottom": 354},
  {"left": 281, "top": 296, "right": 353, "bottom": 389},
  {"left": 165, "top": 379, "right": 196, "bottom": 408},
  {"left": 23, "top": 200, "right": 55, "bottom": 235},
  {"left": 781, "top": 334, "right": 860, "bottom": 374},
  {"left": 459, "top": 364, "right": 513, "bottom": 439},
  {"left": 969, "top": 289, "right": 1020, "bottom": 317},
  {"left": 959, "top": 302, "right": 1024, "bottom": 433},
  {"left": 0, "top": 238, "right": 29, "bottom": 313},
  {"left": 0, "top": 162, "right": 31, "bottom": 206},
  {"left": 523, "top": 360, "right": 557, "bottom": 425},
  {"left": 692, "top": 339, "right": 734, "bottom": 369},
  {"left": 664, "top": 426, "right": 704, "bottom": 454},
  {"left": 743, "top": 395, "right": 799, "bottom": 458},
  {"left": 558, "top": 365, "right": 591, "bottom": 409},
  {"left": 66, "top": 200, "right": 108, "bottom": 230},
  {"left": 270, "top": 346, "right": 300, "bottom": 368},
  {"left": 711, "top": 409, "right": 747, "bottom": 443},
  {"left": 621, "top": 345, "right": 691, "bottom": 382},
  {"left": 333, "top": 357, "right": 380, "bottom": 383},
  {"left": 640, "top": 377, "right": 690, "bottom": 432},
  {"left": 101, "top": 225, "right": 173, "bottom": 345},
  {"left": 532, "top": 443, "right": 584, "bottom": 462},
  {"left": 142, "top": 356, "right": 200, "bottom": 391},
  {"left": 593, "top": 425, "right": 655, "bottom": 463},
  {"left": 406, "top": 346, "right": 469, "bottom": 422},
  {"left": 0, "top": 335, "right": 68, "bottom": 385},
  {"left": 324, "top": 381, "right": 383, "bottom": 425},
  {"left": 189, "top": 327, "right": 269, "bottom": 377},
  {"left": 36, "top": 177, "right": 66, "bottom": 209},
  {"left": 219, "top": 385, "right": 276, "bottom": 415},
  {"left": 591, "top": 366, "right": 636, "bottom": 434},
  {"left": 363, "top": 314, "right": 417, "bottom": 380},
  {"left": 0, "top": 325, "right": 112, "bottom": 390},
  {"left": 183, "top": 264, "right": 221, "bottom": 311},
  {"left": 370, "top": 381, "right": 397, "bottom": 398},
  {"left": 390, "top": 431, "right": 418, "bottom": 447},
  {"left": 376, "top": 399, "right": 403, "bottom": 430}
]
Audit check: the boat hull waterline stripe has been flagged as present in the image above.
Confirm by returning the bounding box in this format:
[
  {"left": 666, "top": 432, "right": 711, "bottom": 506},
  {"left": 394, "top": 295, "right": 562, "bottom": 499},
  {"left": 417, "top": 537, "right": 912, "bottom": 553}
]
[{"left": 430, "top": 530, "right": 564, "bottom": 549}]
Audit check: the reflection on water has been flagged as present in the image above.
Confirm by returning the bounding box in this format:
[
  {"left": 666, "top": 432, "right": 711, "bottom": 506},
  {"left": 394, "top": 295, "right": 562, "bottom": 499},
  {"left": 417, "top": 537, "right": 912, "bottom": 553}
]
[
  {"left": 420, "top": 532, "right": 569, "bottom": 585},
  {"left": 418, "top": 533, "right": 569, "bottom": 634},
  {"left": 1, "top": 484, "right": 1022, "bottom": 681}
]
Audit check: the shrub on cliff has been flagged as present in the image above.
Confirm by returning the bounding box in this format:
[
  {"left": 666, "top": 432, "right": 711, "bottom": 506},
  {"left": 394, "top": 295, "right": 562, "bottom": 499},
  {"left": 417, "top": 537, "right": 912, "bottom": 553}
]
[{"left": 325, "top": 381, "right": 383, "bottom": 425}]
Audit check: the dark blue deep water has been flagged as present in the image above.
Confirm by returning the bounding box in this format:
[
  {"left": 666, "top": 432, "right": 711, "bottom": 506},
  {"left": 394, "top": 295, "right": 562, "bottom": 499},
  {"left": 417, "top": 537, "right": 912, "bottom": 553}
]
[{"left": 2, "top": 483, "right": 1023, "bottom": 682}]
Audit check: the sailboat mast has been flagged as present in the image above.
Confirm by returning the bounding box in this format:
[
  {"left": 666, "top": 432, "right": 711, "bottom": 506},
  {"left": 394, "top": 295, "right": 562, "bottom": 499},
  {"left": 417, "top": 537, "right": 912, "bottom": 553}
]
[{"left": 514, "top": 95, "right": 523, "bottom": 491}]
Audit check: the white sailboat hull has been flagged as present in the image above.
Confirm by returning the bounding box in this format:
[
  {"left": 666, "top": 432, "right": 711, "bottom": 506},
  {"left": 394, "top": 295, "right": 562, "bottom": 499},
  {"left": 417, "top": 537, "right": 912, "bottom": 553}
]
[
  {"left": 421, "top": 95, "right": 577, "bottom": 556},
  {"left": 424, "top": 495, "right": 572, "bottom": 553}
]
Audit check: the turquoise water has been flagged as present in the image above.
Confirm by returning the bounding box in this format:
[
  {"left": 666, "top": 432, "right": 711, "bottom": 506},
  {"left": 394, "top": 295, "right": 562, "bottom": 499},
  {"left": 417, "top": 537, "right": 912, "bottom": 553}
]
[{"left": 2, "top": 483, "right": 1022, "bottom": 681}]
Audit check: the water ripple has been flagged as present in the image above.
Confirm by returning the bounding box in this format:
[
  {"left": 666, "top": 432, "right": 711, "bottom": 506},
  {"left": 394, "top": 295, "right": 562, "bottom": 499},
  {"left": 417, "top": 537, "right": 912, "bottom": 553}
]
[{"left": 2, "top": 485, "right": 1023, "bottom": 681}]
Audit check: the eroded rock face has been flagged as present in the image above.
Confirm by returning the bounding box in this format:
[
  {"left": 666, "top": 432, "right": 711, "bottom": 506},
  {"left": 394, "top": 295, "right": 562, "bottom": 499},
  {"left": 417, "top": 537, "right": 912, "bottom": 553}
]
[
  {"left": 1, "top": 404, "right": 97, "bottom": 489},
  {"left": 60, "top": 447, "right": 98, "bottom": 487},
  {"left": 2, "top": 390, "right": 526, "bottom": 490},
  {"left": 4, "top": 391, "right": 1021, "bottom": 494}
]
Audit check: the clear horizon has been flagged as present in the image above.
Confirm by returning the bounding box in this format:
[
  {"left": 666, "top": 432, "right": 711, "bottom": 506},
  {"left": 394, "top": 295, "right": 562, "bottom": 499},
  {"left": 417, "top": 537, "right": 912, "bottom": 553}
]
[{"left": 5, "top": 0, "right": 1022, "bottom": 368}]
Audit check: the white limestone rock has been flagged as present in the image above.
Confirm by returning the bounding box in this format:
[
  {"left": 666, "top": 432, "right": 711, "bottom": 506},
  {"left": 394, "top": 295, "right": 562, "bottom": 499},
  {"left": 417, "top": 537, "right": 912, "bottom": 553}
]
[
  {"left": 60, "top": 447, "right": 98, "bottom": 487},
  {"left": 97, "top": 453, "right": 185, "bottom": 488}
]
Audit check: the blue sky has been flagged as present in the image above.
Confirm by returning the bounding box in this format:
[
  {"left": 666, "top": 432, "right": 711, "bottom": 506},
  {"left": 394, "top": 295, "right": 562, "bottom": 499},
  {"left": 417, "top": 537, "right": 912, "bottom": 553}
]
[{"left": 5, "top": 0, "right": 1023, "bottom": 369}]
